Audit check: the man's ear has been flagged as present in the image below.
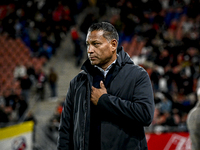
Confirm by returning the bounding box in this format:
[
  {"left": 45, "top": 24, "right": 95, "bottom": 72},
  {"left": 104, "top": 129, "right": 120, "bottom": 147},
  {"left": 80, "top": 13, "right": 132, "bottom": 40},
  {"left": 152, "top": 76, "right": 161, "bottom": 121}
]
[{"left": 110, "top": 39, "right": 118, "bottom": 51}]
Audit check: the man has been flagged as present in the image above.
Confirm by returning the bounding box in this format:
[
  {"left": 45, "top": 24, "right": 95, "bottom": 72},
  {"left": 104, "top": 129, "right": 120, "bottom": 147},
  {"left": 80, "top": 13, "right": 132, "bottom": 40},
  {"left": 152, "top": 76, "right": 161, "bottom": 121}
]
[
  {"left": 48, "top": 67, "right": 58, "bottom": 98},
  {"left": 57, "top": 22, "right": 155, "bottom": 150},
  {"left": 187, "top": 87, "right": 200, "bottom": 150}
]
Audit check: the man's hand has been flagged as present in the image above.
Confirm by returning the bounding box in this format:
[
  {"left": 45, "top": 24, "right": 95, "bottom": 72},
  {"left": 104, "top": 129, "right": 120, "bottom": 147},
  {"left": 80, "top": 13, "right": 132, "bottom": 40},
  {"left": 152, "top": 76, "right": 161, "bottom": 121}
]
[{"left": 91, "top": 81, "right": 107, "bottom": 105}]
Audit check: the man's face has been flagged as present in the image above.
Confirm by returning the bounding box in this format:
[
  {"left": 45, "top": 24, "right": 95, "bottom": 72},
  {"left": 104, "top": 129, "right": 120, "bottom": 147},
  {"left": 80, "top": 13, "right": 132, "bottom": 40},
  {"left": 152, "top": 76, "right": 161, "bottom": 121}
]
[{"left": 86, "top": 30, "right": 116, "bottom": 69}]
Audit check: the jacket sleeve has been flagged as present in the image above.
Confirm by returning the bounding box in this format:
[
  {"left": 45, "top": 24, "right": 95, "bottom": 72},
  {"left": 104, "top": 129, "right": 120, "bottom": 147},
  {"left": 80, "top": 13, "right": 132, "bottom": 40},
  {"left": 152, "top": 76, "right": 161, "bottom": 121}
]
[
  {"left": 57, "top": 81, "right": 74, "bottom": 150},
  {"left": 97, "top": 68, "right": 155, "bottom": 126}
]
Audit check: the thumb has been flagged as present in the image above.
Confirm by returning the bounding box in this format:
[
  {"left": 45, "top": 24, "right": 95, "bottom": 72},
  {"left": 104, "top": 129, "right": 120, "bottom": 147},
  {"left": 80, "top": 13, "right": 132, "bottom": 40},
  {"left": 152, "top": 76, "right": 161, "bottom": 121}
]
[{"left": 100, "top": 81, "right": 105, "bottom": 88}]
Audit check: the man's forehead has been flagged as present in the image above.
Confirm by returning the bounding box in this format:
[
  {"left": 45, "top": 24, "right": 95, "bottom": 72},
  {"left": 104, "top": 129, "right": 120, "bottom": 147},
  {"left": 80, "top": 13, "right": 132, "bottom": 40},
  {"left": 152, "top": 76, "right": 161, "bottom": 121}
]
[{"left": 86, "top": 30, "right": 104, "bottom": 41}]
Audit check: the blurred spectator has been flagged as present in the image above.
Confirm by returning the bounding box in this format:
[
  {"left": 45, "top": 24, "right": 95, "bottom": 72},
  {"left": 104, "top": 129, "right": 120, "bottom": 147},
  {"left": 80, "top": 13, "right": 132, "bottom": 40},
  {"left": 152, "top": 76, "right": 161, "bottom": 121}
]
[
  {"left": 80, "top": 13, "right": 98, "bottom": 35},
  {"left": 17, "top": 95, "right": 28, "bottom": 120},
  {"left": 24, "top": 111, "right": 37, "bottom": 142},
  {"left": 13, "top": 62, "right": 27, "bottom": 80},
  {"left": 0, "top": 95, "right": 9, "bottom": 123},
  {"left": 156, "top": 93, "right": 172, "bottom": 114},
  {"left": 0, "top": 105, "right": 11, "bottom": 124},
  {"left": 154, "top": 48, "right": 171, "bottom": 68},
  {"left": 3, "top": 89, "right": 17, "bottom": 111},
  {"left": 26, "top": 62, "right": 36, "bottom": 83},
  {"left": 52, "top": 1, "right": 63, "bottom": 23},
  {"left": 28, "top": 25, "right": 40, "bottom": 53},
  {"left": 0, "top": 95, "right": 5, "bottom": 107},
  {"left": 47, "top": 101, "right": 64, "bottom": 139},
  {"left": 150, "top": 67, "right": 161, "bottom": 92},
  {"left": 71, "top": 26, "right": 83, "bottom": 66},
  {"left": 20, "top": 74, "right": 32, "bottom": 102},
  {"left": 61, "top": 5, "right": 73, "bottom": 30},
  {"left": 36, "top": 68, "right": 46, "bottom": 100},
  {"left": 14, "top": 19, "right": 22, "bottom": 37},
  {"left": 38, "top": 43, "right": 53, "bottom": 60},
  {"left": 48, "top": 67, "right": 58, "bottom": 98}
]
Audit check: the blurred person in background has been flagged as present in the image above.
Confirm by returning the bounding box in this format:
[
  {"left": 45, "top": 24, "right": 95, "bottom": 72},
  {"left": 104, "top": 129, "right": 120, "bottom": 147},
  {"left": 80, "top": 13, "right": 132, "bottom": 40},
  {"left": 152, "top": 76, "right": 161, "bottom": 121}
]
[
  {"left": 48, "top": 67, "right": 58, "bottom": 99},
  {"left": 13, "top": 62, "right": 27, "bottom": 80},
  {"left": 26, "top": 62, "right": 36, "bottom": 84},
  {"left": 3, "top": 89, "right": 17, "bottom": 112},
  {"left": 17, "top": 94, "right": 28, "bottom": 121},
  {"left": 20, "top": 74, "right": 32, "bottom": 102},
  {"left": 57, "top": 22, "right": 155, "bottom": 150},
  {"left": 187, "top": 87, "right": 200, "bottom": 150},
  {"left": 0, "top": 94, "right": 10, "bottom": 123},
  {"left": 36, "top": 68, "right": 46, "bottom": 101},
  {"left": 24, "top": 111, "right": 37, "bottom": 142},
  {"left": 71, "top": 26, "right": 83, "bottom": 67},
  {"left": 38, "top": 42, "right": 53, "bottom": 60}
]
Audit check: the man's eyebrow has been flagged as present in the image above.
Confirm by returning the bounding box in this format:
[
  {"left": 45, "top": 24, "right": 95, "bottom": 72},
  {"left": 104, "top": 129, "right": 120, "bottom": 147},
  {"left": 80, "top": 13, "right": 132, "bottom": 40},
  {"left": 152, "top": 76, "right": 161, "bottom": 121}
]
[
  {"left": 86, "top": 40, "right": 99, "bottom": 43},
  {"left": 91, "top": 40, "right": 99, "bottom": 43}
]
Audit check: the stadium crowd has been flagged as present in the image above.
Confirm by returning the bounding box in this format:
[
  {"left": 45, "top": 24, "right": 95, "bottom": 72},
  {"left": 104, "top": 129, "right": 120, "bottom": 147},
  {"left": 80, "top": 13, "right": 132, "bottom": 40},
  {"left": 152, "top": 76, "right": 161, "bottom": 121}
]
[
  {"left": 0, "top": 0, "right": 200, "bottom": 137},
  {"left": 0, "top": 0, "right": 82, "bottom": 125}
]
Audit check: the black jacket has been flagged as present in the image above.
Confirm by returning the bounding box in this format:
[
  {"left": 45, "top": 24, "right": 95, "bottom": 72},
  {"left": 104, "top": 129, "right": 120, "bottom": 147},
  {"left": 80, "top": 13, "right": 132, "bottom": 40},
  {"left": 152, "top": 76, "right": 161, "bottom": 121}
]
[{"left": 57, "top": 47, "right": 155, "bottom": 150}]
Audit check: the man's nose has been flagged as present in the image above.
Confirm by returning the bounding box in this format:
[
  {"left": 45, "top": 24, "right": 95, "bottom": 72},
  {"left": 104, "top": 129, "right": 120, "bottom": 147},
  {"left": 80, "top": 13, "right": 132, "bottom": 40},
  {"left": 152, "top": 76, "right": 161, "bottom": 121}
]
[{"left": 87, "top": 45, "right": 94, "bottom": 53}]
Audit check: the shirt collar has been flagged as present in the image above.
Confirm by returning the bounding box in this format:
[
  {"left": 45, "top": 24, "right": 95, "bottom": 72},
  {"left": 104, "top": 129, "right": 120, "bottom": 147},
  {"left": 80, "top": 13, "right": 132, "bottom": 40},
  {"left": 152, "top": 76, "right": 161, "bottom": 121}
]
[{"left": 95, "top": 59, "right": 117, "bottom": 78}]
